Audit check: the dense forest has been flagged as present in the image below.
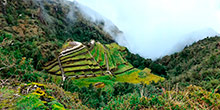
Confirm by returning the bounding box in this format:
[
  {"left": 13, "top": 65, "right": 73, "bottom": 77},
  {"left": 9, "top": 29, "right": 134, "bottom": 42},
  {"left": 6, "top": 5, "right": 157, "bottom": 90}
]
[{"left": 1, "top": 0, "right": 220, "bottom": 110}]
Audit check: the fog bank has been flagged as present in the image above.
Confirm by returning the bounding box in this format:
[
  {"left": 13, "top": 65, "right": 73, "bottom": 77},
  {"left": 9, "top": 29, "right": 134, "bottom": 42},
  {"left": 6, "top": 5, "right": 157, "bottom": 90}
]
[{"left": 71, "top": 0, "right": 220, "bottom": 59}]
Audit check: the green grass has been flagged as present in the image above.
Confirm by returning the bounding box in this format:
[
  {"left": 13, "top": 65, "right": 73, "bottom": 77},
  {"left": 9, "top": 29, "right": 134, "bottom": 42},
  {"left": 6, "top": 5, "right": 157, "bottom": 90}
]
[
  {"left": 110, "top": 49, "right": 126, "bottom": 65},
  {"left": 99, "top": 44, "right": 106, "bottom": 67},
  {"left": 110, "top": 43, "right": 126, "bottom": 51},
  {"left": 94, "top": 48, "right": 100, "bottom": 62},
  {"left": 47, "top": 60, "right": 97, "bottom": 73},
  {"left": 90, "top": 43, "right": 97, "bottom": 56},
  {"left": 44, "top": 63, "right": 58, "bottom": 70},
  {"left": 45, "top": 50, "right": 91, "bottom": 71},
  {"left": 61, "top": 53, "right": 92, "bottom": 63},
  {"left": 50, "top": 75, "right": 63, "bottom": 84},
  {"left": 63, "top": 65, "right": 93, "bottom": 72},
  {"left": 116, "top": 68, "right": 165, "bottom": 84},
  {"left": 48, "top": 65, "right": 60, "bottom": 73},
  {"left": 94, "top": 70, "right": 103, "bottom": 74},
  {"left": 44, "top": 42, "right": 164, "bottom": 89},
  {"left": 70, "top": 67, "right": 164, "bottom": 88},
  {"left": 17, "top": 94, "right": 47, "bottom": 110},
  {"left": 113, "top": 64, "right": 133, "bottom": 74},
  {"left": 62, "top": 60, "right": 94, "bottom": 67},
  {"left": 65, "top": 71, "right": 87, "bottom": 76},
  {"left": 69, "top": 75, "right": 116, "bottom": 89},
  {"left": 106, "top": 51, "right": 117, "bottom": 70},
  {"left": 60, "top": 47, "right": 87, "bottom": 60},
  {"left": 0, "top": 88, "right": 17, "bottom": 109},
  {"left": 99, "top": 52, "right": 106, "bottom": 67}
]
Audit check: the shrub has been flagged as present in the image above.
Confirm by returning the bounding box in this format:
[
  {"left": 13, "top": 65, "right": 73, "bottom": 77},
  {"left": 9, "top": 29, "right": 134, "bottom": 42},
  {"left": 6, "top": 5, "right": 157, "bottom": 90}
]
[{"left": 17, "top": 94, "right": 47, "bottom": 110}]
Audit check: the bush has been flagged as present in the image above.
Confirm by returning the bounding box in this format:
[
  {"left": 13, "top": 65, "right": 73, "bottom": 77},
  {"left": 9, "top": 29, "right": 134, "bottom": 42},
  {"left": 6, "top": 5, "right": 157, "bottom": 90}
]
[
  {"left": 17, "top": 94, "right": 47, "bottom": 110},
  {"left": 113, "top": 82, "right": 135, "bottom": 96}
]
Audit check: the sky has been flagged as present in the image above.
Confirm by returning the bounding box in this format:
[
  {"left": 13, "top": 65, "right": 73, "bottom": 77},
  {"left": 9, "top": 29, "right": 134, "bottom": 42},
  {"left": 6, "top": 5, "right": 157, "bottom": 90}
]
[{"left": 70, "top": 0, "right": 220, "bottom": 59}]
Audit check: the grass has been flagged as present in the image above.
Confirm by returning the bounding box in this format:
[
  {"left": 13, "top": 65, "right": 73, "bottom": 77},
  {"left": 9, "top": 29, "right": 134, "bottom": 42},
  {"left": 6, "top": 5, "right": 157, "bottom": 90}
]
[
  {"left": 110, "top": 48, "right": 126, "bottom": 65},
  {"left": 113, "top": 64, "right": 133, "bottom": 74},
  {"left": 17, "top": 94, "right": 47, "bottom": 110},
  {"left": 0, "top": 88, "right": 17, "bottom": 109},
  {"left": 50, "top": 75, "right": 63, "bottom": 84},
  {"left": 94, "top": 70, "right": 103, "bottom": 74},
  {"left": 90, "top": 43, "right": 97, "bottom": 56},
  {"left": 116, "top": 68, "right": 165, "bottom": 84},
  {"left": 61, "top": 53, "right": 92, "bottom": 63},
  {"left": 69, "top": 75, "right": 116, "bottom": 88},
  {"left": 44, "top": 42, "right": 164, "bottom": 89},
  {"left": 45, "top": 48, "right": 88, "bottom": 70},
  {"left": 62, "top": 60, "right": 94, "bottom": 67},
  {"left": 60, "top": 47, "right": 87, "bottom": 60},
  {"left": 99, "top": 49, "right": 106, "bottom": 67},
  {"left": 99, "top": 44, "right": 106, "bottom": 64},
  {"left": 94, "top": 44, "right": 100, "bottom": 62},
  {"left": 45, "top": 42, "right": 137, "bottom": 78},
  {"left": 110, "top": 43, "right": 126, "bottom": 51},
  {"left": 70, "top": 67, "right": 164, "bottom": 88},
  {"left": 65, "top": 71, "right": 87, "bottom": 76},
  {"left": 63, "top": 65, "right": 94, "bottom": 72},
  {"left": 107, "top": 52, "right": 117, "bottom": 70},
  {"left": 48, "top": 65, "right": 60, "bottom": 73}
]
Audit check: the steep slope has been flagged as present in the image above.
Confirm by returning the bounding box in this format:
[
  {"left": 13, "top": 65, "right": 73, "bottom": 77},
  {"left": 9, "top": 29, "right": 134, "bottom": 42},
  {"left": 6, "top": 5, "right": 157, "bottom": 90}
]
[
  {"left": 2, "top": 0, "right": 220, "bottom": 109},
  {"left": 0, "top": 0, "right": 164, "bottom": 85},
  {"left": 0, "top": 0, "right": 119, "bottom": 70},
  {"left": 157, "top": 36, "right": 220, "bottom": 90},
  {"left": 0, "top": 0, "right": 165, "bottom": 109},
  {"left": 43, "top": 40, "right": 164, "bottom": 86},
  {"left": 0, "top": 0, "right": 116, "bottom": 43}
]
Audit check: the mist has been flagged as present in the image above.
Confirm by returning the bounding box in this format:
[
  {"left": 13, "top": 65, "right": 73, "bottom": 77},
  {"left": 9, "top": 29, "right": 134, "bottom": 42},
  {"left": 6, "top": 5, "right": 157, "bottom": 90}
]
[{"left": 71, "top": 0, "right": 220, "bottom": 59}]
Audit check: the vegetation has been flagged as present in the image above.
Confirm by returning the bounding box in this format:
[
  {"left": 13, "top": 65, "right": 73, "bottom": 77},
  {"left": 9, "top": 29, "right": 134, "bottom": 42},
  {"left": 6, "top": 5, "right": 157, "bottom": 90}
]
[
  {"left": 1, "top": 0, "right": 220, "bottom": 109},
  {"left": 157, "top": 36, "right": 220, "bottom": 90},
  {"left": 125, "top": 49, "right": 167, "bottom": 76}
]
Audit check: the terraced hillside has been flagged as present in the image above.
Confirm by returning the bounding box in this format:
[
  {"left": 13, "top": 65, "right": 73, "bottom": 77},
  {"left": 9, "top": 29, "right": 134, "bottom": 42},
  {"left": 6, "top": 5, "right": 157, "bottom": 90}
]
[{"left": 44, "top": 40, "right": 164, "bottom": 86}]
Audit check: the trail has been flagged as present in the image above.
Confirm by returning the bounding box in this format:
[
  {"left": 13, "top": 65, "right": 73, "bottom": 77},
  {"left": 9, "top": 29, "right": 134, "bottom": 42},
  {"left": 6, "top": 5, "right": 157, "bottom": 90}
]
[
  {"left": 57, "top": 57, "right": 66, "bottom": 82},
  {"left": 103, "top": 45, "right": 112, "bottom": 75}
]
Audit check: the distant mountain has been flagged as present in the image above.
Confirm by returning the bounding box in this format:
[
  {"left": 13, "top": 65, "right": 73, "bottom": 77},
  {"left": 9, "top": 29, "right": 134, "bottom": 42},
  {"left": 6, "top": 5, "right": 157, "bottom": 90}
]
[{"left": 169, "top": 28, "right": 220, "bottom": 54}]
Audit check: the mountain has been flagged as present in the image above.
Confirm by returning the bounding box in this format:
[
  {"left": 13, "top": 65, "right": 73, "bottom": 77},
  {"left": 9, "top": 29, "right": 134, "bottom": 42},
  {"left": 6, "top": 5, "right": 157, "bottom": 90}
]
[
  {"left": 157, "top": 36, "right": 220, "bottom": 90},
  {"left": 43, "top": 40, "right": 163, "bottom": 87},
  {"left": 169, "top": 28, "right": 220, "bottom": 53},
  {"left": 0, "top": 0, "right": 130, "bottom": 69},
  {"left": 0, "top": 0, "right": 164, "bottom": 109},
  {"left": 1, "top": 0, "right": 220, "bottom": 109}
]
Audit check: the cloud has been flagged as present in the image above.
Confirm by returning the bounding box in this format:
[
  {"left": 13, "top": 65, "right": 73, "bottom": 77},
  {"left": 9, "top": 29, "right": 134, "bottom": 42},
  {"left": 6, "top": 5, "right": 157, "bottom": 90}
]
[{"left": 70, "top": 0, "right": 220, "bottom": 59}]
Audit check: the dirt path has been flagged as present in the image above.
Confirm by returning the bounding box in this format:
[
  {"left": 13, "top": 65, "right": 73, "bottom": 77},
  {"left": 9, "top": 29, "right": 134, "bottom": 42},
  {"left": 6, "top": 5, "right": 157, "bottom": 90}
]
[
  {"left": 103, "top": 45, "right": 112, "bottom": 75},
  {"left": 57, "top": 56, "right": 66, "bottom": 82}
]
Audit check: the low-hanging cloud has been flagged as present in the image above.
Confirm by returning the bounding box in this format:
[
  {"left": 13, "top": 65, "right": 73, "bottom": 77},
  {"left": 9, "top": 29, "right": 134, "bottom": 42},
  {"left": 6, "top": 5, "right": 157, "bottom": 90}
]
[{"left": 72, "top": 0, "right": 220, "bottom": 59}]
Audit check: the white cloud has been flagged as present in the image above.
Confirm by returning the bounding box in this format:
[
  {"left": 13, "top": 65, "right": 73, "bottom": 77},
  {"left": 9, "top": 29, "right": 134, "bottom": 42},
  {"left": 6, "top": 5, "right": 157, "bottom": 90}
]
[{"left": 71, "top": 0, "right": 220, "bottom": 59}]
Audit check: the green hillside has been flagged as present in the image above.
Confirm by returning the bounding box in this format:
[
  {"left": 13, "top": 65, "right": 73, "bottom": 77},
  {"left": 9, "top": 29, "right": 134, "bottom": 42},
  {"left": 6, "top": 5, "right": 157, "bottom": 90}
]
[
  {"left": 157, "top": 36, "right": 220, "bottom": 90},
  {"left": 1, "top": 0, "right": 220, "bottom": 110},
  {"left": 43, "top": 40, "right": 164, "bottom": 87}
]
